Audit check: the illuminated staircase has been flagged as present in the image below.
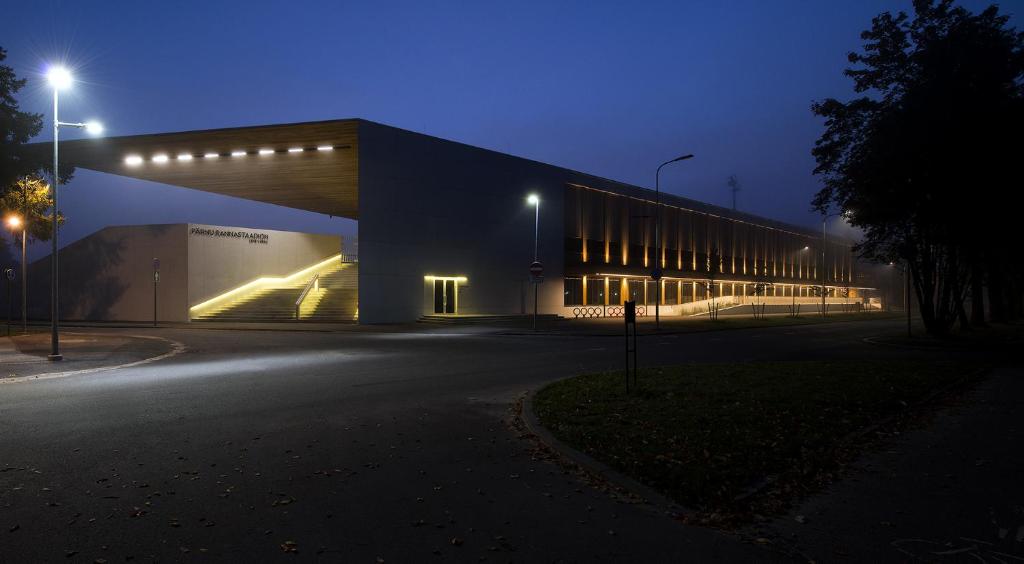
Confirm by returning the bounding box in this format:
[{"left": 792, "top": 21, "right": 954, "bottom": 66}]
[
  {"left": 303, "top": 263, "right": 359, "bottom": 321},
  {"left": 191, "top": 257, "right": 359, "bottom": 322}
]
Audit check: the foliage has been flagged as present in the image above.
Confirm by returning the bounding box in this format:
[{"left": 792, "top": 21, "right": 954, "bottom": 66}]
[
  {"left": 1, "top": 174, "right": 62, "bottom": 243},
  {"left": 810, "top": 1, "right": 1024, "bottom": 334},
  {"left": 0, "top": 47, "right": 44, "bottom": 196}
]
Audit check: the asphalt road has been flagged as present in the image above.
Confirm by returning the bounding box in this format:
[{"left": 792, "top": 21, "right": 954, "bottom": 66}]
[{"left": 0, "top": 318, "right": 1002, "bottom": 562}]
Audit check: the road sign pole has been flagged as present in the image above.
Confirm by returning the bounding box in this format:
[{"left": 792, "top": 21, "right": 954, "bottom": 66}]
[
  {"left": 153, "top": 258, "right": 160, "bottom": 327},
  {"left": 533, "top": 281, "right": 538, "bottom": 331},
  {"left": 529, "top": 261, "right": 543, "bottom": 331},
  {"left": 6, "top": 269, "right": 11, "bottom": 337}
]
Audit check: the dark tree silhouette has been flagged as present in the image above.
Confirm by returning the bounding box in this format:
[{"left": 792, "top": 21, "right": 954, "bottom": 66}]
[
  {"left": 811, "top": 0, "right": 1024, "bottom": 335},
  {"left": 0, "top": 47, "right": 44, "bottom": 197}
]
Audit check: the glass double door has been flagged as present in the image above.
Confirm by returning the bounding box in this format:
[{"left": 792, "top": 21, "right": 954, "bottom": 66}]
[{"left": 433, "top": 279, "right": 456, "bottom": 314}]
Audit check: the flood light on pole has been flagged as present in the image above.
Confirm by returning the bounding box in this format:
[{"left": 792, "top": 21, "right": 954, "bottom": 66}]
[{"left": 47, "top": 66, "right": 73, "bottom": 90}]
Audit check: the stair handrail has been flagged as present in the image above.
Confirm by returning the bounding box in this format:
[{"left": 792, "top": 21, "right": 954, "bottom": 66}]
[{"left": 295, "top": 273, "right": 320, "bottom": 320}]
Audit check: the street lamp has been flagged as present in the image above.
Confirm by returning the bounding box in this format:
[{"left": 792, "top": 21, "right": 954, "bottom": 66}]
[
  {"left": 5, "top": 215, "right": 25, "bottom": 332},
  {"left": 889, "top": 261, "right": 911, "bottom": 337},
  {"left": 820, "top": 210, "right": 851, "bottom": 318},
  {"left": 4, "top": 215, "right": 20, "bottom": 337},
  {"left": 654, "top": 153, "right": 693, "bottom": 330},
  {"left": 527, "top": 194, "right": 540, "bottom": 330},
  {"left": 790, "top": 245, "right": 810, "bottom": 315},
  {"left": 46, "top": 65, "right": 104, "bottom": 361}
]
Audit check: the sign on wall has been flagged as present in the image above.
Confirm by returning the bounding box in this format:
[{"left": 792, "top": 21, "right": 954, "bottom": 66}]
[{"left": 189, "top": 226, "right": 269, "bottom": 245}]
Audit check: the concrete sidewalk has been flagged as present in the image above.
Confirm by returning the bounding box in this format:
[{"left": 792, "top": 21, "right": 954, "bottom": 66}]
[
  {"left": 753, "top": 364, "right": 1024, "bottom": 562},
  {"left": 1, "top": 332, "right": 180, "bottom": 380}
]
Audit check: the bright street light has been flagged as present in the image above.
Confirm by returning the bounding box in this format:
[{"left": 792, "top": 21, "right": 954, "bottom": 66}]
[
  {"left": 46, "top": 62, "right": 105, "bottom": 361},
  {"left": 46, "top": 66, "right": 73, "bottom": 90},
  {"left": 5, "top": 215, "right": 21, "bottom": 229},
  {"left": 527, "top": 194, "right": 539, "bottom": 205},
  {"left": 84, "top": 121, "right": 104, "bottom": 134}
]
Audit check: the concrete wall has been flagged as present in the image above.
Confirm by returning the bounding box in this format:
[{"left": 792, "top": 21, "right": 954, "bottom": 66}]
[
  {"left": 186, "top": 224, "right": 340, "bottom": 307},
  {"left": 22, "top": 224, "right": 341, "bottom": 322},
  {"left": 357, "top": 122, "right": 566, "bottom": 323},
  {"left": 23, "top": 224, "right": 189, "bottom": 322}
]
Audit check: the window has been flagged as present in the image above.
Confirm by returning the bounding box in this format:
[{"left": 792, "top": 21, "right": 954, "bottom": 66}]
[
  {"left": 608, "top": 278, "right": 622, "bottom": 305},
  {"left": 586, "top": 278, "right": 605, "bottom": 305},
  {"left": 646, "top": 281, "right": 658, "bottom": 305},
  {"left": 664, "top": 281, "right": 678, "bottom": 304},
  {"left": 680, "top": 282, "right": 694, "bottom": 303},
  {"left": 563, "top": 278, "right": 583, "bottom": 306},
  {"left": 627, "top": 279, "right": 644, "bottom": 303}
]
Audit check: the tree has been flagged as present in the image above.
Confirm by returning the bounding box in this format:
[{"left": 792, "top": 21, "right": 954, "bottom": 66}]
[
  {"left": 700, "top": 246, "right": 723, "bottom": 320},
  {"left": 0, "top": 47, "right": 44, "bottom": 198},
  {"left": 1, "top": 175, "right": 63, "bottom": 243},
  {"left": 811, "top": 0, "right": 1024, "bottom": 335}
]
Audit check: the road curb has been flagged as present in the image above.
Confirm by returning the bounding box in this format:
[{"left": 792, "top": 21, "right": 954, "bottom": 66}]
[
  {"left": 1, "top": 334, "right": 187, "bottom": 384},
  {"left": 500, "top": 313, "right": 900, "bottom": 338},
  {"left": 519, "top": 388, "right": 691, "bottom": 518}
]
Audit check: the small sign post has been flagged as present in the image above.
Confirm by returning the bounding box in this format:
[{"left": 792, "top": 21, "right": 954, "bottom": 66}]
[
  {"left": 529, "top": 261, "right": 543, "bottom": 330},
  {"left": 624, "top": 300, "right": 638, "bottom": 392},
  {"left": 152, "top": 258, "right": 160, "bottom": 327},
  {"left": 4, "top": 268, "right": 14, "bottom": 337}
]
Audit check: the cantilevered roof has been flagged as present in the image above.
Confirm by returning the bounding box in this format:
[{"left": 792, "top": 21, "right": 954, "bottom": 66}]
[{"left": 38, "top": 119, "right": 360, "bottom": 219}]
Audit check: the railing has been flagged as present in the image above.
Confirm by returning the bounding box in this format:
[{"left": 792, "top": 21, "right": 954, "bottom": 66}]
[
  {"left": 294, "top": 273, "right": 320, "bottom": 320},
  {"left": 572, "top": 305, "right": 647, "bottom": 319}
]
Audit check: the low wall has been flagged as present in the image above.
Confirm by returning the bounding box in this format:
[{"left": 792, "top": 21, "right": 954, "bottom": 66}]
[{"left": 558, "top": 296, "right": 866, "bottom": 319}]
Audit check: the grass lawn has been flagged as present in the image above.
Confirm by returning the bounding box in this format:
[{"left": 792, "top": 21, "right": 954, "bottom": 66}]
[{"left": 533, "top": 360, "right": 978, "bottom": 521}]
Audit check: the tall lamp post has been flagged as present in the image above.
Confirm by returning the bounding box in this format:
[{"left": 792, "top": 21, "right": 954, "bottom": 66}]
[
  {"left": 791, "top": 245, "right": 810, "bottom": 315},
  {"left": 46, "top": 66, "right": 104, "bottom": 361},
  {"left": 819, "top": 210, "right": 849, "bottom": 318},
  {"left": 527, "top": 194, "right": 541, "bottom": 331},
  {"left": 654, "top": 153, "right": 693, "bottom": 330},
  {"left": 890, "top": 261, "right": 912, "bottom": 337},
  {"left": 5, "top": 215, "right": 24, "bottom": 333}
]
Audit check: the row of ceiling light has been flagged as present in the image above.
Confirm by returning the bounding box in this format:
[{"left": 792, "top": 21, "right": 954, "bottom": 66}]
[{"left": 124, "top": 145, "right": 338, "bottom": 166}]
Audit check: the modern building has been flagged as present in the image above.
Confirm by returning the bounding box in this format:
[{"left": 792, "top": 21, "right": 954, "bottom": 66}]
[{"left": 36, "top": 119, "right": 875, "bottom": 324}]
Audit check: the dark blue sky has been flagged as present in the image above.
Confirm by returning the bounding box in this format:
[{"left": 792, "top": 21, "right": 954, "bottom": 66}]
[{"left": 2, "top": 0, "right": 1016, "bottom": 259}]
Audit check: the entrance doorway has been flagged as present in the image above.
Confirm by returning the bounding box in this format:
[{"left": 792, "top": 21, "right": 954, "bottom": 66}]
[{"left": 433, "top": 279, "right": 456, "bottom": 314}]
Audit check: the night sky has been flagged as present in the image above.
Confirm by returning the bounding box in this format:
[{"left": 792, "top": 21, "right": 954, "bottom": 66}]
[{"left": 1, "top": 0, "right": 1015, "bottom": 260}]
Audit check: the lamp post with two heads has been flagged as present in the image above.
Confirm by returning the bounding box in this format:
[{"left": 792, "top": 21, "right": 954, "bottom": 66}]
[{"left": 46, "top": 66, "right": 104, "bottom": 360}]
